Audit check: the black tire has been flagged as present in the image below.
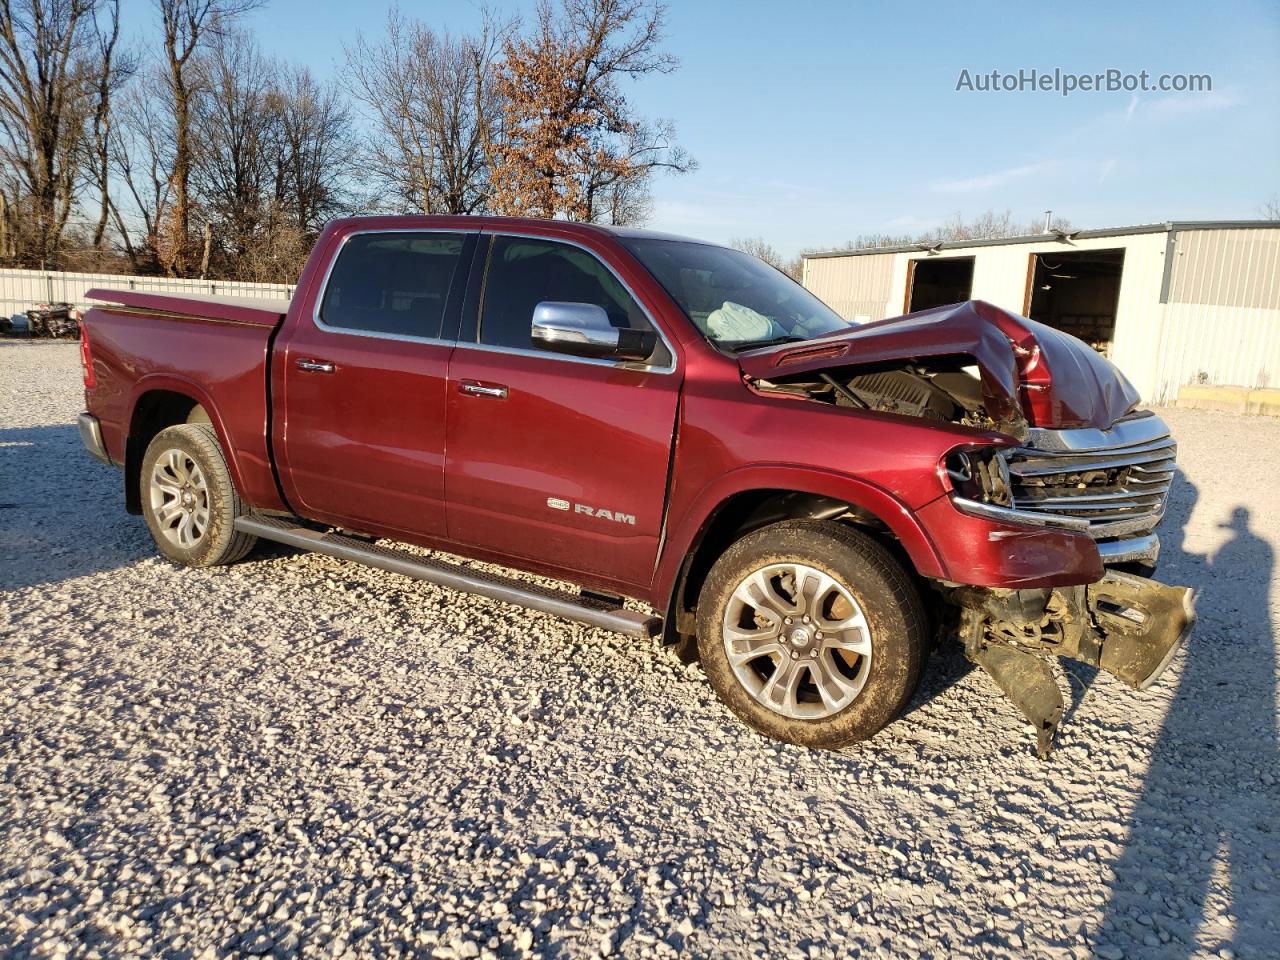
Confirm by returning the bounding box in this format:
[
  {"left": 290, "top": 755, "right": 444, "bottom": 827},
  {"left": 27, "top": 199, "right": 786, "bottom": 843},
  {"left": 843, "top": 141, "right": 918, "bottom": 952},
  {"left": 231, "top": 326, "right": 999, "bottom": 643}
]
[
  {"left": 140, "top": 423, "right": 257, "bottom": 567},
  {"left": 696, "top": 519, "right": 926, "bottom": 749}
]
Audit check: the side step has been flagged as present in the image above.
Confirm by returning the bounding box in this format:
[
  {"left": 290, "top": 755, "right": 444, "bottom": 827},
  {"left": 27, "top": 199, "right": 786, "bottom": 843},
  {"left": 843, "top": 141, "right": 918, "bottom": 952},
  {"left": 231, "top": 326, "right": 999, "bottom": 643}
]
[{"left": 234, "top": 515, "right": 661, "bottom": 639}]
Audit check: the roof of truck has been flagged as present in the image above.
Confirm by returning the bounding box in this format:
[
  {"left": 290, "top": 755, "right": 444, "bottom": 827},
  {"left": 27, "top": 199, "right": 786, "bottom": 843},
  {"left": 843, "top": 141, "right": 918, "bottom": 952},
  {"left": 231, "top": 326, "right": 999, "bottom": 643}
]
[
  {"left": 326, "top": 214, "right": 709, "bottom": 247},
  {"left": 82, "top": 216, "right": 722, "bottom": 326}
]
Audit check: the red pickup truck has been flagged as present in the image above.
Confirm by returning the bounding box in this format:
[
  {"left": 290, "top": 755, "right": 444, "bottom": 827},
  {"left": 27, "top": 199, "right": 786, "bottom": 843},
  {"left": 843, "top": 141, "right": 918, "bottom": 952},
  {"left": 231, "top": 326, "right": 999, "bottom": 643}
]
[{"left": 78, "top": 215, "right": 1193, "bottom": 757}]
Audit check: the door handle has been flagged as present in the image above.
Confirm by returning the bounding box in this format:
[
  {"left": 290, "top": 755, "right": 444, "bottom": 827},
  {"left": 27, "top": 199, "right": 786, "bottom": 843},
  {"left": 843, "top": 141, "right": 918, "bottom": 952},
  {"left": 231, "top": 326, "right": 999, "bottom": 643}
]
[
  {"left": 459, "top": 381, "right": 508, "bottom": 399},
  {"left": 295, "top": 358, "right": 335, "bottom": 373}
]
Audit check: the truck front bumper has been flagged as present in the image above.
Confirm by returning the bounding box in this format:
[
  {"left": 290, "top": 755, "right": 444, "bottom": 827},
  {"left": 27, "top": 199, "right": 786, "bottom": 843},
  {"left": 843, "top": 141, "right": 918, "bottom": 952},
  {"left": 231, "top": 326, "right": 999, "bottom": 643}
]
[
  {"left": 951, "top": 571, "right": 1196, "bottom": 757},
  {"left": 1096, "top": 532, "right": 1160, "bottom": 567},
  {"left": 78, "top": 412, "right": 112, "bottom": 465}
]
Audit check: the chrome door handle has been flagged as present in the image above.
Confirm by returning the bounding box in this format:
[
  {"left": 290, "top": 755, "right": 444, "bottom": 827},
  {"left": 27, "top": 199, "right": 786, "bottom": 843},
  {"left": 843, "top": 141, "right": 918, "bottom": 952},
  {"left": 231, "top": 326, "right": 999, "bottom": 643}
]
[
  {"left": 295, "top": 358, "right": 335, "bottom": 373},
  {"left": 459, "top": 381, "right": 507, "bottom": 399}
]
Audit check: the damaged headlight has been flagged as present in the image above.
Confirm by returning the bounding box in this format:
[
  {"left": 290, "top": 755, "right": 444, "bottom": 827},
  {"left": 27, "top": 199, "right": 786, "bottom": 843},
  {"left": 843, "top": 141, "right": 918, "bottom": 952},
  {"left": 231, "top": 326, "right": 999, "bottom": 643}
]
[
  {"left": 943, "top": 444, "right": 1091, "bottom": 532},
  {"left": 942, "top": 446, "right": 1013, "bottom": 506}
]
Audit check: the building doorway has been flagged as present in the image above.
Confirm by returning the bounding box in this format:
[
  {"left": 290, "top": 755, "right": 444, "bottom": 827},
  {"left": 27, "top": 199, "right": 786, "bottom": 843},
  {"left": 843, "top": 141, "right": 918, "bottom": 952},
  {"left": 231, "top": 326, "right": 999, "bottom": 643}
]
[
  {"left": 1026, "top": 249, "right": 1125, "bottom": 355},
  {"left": 906, "top": 257, "right": 975, "bottom": 312}
]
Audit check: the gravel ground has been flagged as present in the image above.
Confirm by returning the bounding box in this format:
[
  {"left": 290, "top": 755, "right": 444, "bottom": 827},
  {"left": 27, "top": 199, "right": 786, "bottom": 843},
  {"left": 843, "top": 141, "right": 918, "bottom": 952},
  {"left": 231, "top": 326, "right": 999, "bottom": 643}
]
[{"left": 1, "top": 340, "right": 1277, "bottom": 960}]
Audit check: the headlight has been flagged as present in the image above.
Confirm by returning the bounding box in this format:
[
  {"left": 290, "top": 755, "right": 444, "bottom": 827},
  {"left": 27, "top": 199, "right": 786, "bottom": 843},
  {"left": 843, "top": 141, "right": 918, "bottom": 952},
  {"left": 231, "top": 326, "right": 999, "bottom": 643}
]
[
  {"left": 941, "top": 446, "right": 1012, "bottom": 506},
  {"left": 942, "top": 444, "right": 1091, "bottom": 532}
]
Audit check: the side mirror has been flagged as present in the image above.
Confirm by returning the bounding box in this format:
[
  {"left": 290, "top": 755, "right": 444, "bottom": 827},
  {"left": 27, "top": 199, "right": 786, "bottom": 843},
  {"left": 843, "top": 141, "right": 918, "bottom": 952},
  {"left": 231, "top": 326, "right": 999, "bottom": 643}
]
[{"left": 531, "top": 301, "right": 656, "bottom": 362}]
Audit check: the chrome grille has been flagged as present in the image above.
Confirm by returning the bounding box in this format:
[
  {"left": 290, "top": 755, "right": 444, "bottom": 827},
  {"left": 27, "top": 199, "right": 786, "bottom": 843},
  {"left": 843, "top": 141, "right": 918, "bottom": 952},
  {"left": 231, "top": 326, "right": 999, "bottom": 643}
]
[{"left": 1006, "top": 415, "right": 1176, "bottom": 539}]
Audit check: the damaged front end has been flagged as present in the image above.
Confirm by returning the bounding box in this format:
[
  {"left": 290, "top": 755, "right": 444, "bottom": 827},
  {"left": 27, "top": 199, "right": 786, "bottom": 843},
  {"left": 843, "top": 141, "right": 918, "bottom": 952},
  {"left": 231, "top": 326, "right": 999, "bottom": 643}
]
[
  {"left": 738, "top": 299, "right": 1143, "bottom": 435},
  {"left": 938, "top": 410, "right": 1195, "bottom": 757},
  {"left": 950, "top": 575, "right": 1196, "bottom": 758},
  {"left": 739, "top": 300, "right": 1197, "bottom": 757}
]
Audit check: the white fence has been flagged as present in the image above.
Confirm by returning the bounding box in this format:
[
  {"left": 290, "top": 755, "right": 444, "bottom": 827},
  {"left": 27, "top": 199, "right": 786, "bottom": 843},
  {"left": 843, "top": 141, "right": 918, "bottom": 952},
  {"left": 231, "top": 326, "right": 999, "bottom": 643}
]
[{"left": 0, "top": 268, "right": 293, "bottom": 316}]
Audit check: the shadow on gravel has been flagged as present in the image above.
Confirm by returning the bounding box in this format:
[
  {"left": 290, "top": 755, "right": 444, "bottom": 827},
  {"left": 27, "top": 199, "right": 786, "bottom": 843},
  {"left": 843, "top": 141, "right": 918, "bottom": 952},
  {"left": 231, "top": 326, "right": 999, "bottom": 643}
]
[
  {"left": 0, "top": 423, "right": 152, "bottom": 590},
  {"left": 1100, "top": 474, "right": 1279, "bottom": 956},
  {"left": 908, "top": 638, "right": 975, "bottom": 713}
]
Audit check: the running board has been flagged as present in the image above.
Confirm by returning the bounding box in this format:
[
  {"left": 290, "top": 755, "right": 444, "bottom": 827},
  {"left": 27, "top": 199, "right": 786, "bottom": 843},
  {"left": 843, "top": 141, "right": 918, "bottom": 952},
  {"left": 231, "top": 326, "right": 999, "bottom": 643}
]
[{"left": 234, "top": 515, "right": 661, "bottom": 639}]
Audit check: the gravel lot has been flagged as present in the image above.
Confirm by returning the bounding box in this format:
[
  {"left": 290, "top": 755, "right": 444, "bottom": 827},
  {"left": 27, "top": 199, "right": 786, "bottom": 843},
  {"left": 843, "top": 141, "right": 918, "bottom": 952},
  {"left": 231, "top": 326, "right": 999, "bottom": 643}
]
[{"left": 2, "top": 340, "right": 1277, "bottom": 960}]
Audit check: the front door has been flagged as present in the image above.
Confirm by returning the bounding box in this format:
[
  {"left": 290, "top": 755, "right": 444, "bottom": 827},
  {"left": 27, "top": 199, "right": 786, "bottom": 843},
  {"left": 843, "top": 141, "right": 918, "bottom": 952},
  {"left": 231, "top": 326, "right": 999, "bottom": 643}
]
[
  {"left": 276, "top": 230, "right": 475, "bottom": 538},
  {"left": 445, "top": 234, "right": 681, "bottom": 590}
]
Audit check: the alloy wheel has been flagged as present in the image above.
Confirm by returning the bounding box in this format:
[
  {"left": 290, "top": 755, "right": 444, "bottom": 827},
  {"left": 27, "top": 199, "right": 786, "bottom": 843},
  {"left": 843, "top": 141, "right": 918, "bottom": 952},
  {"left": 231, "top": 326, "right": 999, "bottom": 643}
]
[
  {"left": 149, "top": 447, "right": 211, "bottom": 549},
  {"left": 722, "top": 562, "right": 874, "bottom": 720}
]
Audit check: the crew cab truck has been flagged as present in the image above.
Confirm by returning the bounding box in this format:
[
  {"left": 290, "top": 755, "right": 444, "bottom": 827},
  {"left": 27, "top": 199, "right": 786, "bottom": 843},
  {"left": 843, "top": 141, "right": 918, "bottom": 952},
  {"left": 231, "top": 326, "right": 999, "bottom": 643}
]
[{"left": 77, "top": 215, "right": 1194, "bottom": 757}]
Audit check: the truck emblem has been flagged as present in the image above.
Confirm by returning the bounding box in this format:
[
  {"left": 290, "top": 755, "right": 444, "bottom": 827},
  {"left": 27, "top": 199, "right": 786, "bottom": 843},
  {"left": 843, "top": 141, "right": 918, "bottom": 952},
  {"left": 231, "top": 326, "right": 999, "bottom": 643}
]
[
  {"left": 575, "top": 503, "right": 636, "bottom": 525},
  {"left": 547, "top": 497, "right": 635, "bottom": 525}
]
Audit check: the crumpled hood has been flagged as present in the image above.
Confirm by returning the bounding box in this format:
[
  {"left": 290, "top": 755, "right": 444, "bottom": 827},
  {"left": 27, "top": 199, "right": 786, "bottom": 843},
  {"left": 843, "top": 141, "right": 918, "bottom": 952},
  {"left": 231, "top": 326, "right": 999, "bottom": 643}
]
[{"left": 737, "top": 300, "right": 1140, "bottom": 430}]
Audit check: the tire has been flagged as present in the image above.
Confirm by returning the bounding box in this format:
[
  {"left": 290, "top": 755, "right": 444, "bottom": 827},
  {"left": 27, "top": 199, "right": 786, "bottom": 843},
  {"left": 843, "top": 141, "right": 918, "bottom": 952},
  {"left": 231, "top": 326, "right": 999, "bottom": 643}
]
[
  {"left": 695, "top": 519, "right": 926, "bottom": 749},
  {"left": 140, "top": 423, "right": 257, "bottom": 567}
]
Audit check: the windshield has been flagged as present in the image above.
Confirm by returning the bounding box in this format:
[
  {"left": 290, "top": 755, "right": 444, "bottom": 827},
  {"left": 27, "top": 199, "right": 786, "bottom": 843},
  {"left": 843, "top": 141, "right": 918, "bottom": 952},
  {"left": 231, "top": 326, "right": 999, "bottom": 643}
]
[{"left": 621, "top": 238, "right": 855, "bottom": 349}]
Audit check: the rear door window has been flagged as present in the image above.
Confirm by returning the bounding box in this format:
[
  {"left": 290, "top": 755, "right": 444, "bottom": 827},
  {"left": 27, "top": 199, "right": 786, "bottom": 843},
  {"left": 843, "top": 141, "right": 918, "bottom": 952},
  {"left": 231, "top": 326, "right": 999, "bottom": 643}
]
[{"left": 319, "top": 232, "right": 468, "bottom": 340}]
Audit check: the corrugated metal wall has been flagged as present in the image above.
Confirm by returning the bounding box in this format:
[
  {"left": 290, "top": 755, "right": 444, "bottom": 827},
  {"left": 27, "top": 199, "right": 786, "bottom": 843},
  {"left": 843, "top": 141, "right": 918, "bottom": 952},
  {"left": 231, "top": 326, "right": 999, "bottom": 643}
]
[
  {"left": 803, "top": 227, "right": 1280, "bottom": 405},
  {"left": 0, "top": 268, "right": 293, "bottom": 316},
  {"left": 1150, "top": 227, "right": 1280, "bottom": 401},
  {"left": 1166, "top": 227, "right": 1280, "bottom": 308},
  {"left": 802, "top": 254, "right": 895, "bottom": 322}
]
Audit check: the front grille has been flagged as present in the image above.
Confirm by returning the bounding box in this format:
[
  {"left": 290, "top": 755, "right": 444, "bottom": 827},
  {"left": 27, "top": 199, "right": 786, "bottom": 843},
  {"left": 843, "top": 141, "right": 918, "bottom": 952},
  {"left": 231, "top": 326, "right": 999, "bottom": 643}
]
[{"left": 1005, "top": 415, "right": 1176, "bottom": 539}]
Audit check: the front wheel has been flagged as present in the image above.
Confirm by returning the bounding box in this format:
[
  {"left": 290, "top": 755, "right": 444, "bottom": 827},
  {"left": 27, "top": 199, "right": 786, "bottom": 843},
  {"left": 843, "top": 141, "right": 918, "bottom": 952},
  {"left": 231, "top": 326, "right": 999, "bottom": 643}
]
[
  {"left": 140, "top": 423, "right": 257, "bottom": 567},
  {"left": 696, "top": 519, "right": 926, "bottom": 749}
]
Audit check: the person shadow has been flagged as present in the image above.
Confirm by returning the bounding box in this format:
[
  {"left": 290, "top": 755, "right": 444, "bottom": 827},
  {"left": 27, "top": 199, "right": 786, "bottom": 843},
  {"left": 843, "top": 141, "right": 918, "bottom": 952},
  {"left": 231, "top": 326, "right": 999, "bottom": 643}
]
[{"left": 1099, "top": 480, "right": 1279, "bottom": 957}]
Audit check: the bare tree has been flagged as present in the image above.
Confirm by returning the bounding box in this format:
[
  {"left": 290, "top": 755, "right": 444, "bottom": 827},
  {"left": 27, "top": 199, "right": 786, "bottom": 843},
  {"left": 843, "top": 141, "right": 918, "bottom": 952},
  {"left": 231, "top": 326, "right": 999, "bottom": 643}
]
[
  {"left": 580, "top": 117, "right": 687, "bottom": 225},
  {"left": 190, "top": 31, "right": 279, "bottom": 267},
  {"left": 1262, "top": 195, "right": 1280, "bottom": 220},
  {"left": 0, "top": 0, "right": 101, "bottom": 267},
  {"left": 345, "top": 9, "right": 507, "bottom": 215},
  {"left": 155, "top": 0, "right": 261, "bottom": 275},
  {"left": 835, "top": 233, "right": 917, "bottom": 251},
  {"left": 829, "top": 210, "right": 1076, "bottom": 253},
  {"left": 925, "top": 209, "right": 1019, "bottom": 242},
  {"left": 181, "top": 33, "right": 356, "bottom": 281},
  {"left": 86, "top": 0, "right": 133, "bottom": 249},
  {"left": 112, "top": 68, "right": 176, "bottom": 270},
  {"left": 731, "top": 236, "right": 784, "bottom": 268},
  {"left": 923, "top": 209, "right": 1075, "bottom": 242},
  {"left": 488, "top": 0, "right": 693, "bottom": 223},
  {"left": 731, "top": 236, "right": 802, "bottom": 281},
  {"left": 275, "top": 65, "right": 352, "bottom": 235}
]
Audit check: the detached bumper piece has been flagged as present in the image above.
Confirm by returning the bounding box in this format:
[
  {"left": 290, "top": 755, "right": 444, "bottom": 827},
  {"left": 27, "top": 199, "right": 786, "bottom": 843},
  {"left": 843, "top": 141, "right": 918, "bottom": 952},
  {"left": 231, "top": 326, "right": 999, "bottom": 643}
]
[{"left": 954, "top": 571, "right": 1196, "bottom": 758}]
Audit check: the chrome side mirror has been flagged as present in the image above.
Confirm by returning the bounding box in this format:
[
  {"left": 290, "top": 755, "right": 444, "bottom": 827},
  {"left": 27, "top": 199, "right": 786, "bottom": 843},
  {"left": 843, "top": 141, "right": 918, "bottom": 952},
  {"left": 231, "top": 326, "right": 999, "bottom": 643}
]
[{"left": 531, "top": 301, "right": 656, "bottom": 362}]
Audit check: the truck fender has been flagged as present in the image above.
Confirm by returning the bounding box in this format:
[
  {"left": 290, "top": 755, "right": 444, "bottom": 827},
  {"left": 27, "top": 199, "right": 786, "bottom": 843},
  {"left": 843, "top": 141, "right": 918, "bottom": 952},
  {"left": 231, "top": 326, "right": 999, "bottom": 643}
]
[
  {"left": 125, "top": 374, "right": 251, "bottom": 510},
  {"left": 654, "top": 464, "right": 945, "bottom": 623}
]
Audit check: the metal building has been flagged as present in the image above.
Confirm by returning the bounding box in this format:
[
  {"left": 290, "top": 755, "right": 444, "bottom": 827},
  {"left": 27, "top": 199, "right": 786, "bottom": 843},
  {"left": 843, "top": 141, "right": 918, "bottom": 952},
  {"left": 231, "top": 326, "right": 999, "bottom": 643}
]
[{"left": 802, "top": 220, "right": 1280, "bottom": 405}]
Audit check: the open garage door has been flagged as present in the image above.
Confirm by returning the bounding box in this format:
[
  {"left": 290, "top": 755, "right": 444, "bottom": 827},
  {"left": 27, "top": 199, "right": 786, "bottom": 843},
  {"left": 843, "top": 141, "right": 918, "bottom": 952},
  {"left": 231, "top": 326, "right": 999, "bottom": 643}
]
[
  {"left": 906, "top": 257, "right": 974, "bottom": 312},
  {"left": 1026, "top": 249, "right": 1125, "bottom": 356}
]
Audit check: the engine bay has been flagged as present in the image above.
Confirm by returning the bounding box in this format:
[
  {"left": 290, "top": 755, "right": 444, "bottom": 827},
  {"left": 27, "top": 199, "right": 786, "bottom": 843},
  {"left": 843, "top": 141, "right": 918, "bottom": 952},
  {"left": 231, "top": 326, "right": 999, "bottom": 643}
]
[{"left": 751, "top": 359, "right": 1020, "bottom": 437}]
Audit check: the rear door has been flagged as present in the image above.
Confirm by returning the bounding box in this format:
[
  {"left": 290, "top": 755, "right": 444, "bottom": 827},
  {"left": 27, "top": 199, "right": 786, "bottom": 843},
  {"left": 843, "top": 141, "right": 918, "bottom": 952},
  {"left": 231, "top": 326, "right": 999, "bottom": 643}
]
[
  {"left": 276, "top": 229, "right": 476, "bottom": 538},
  {"left": 444, "top": 233, "right": 681, "bottom": 590}
]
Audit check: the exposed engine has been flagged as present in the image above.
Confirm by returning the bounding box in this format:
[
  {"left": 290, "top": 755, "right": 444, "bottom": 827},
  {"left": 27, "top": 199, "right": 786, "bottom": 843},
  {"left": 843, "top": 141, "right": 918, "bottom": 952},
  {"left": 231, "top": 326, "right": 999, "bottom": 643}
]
[{"left": 753, "top": 361, "right": 1012, "bottom": 435}]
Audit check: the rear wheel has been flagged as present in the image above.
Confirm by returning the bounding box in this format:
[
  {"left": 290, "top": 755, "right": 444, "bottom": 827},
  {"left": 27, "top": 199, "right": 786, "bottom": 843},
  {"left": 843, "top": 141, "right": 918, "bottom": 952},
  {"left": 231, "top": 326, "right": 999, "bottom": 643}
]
[
  {"left": 696, "top": 519, "right": 926, "bottom": 749},
  {"left": 140, "top": 423, "right": 257, "bottom": 567}
]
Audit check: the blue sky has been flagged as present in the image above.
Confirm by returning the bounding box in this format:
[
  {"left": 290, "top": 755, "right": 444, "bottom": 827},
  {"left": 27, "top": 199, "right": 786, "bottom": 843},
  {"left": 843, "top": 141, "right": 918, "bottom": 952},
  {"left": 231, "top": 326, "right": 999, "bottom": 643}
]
[{"left": 122, "top": 0, "right": 1279, "bottom": 256}]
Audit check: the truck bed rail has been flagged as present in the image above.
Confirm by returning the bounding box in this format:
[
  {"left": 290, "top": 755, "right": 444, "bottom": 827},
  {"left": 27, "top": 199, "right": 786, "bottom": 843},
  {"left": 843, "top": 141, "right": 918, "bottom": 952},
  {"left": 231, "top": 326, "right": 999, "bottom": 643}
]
[{"left": 86, "top": 288, "right": 290, "bottom": 327}]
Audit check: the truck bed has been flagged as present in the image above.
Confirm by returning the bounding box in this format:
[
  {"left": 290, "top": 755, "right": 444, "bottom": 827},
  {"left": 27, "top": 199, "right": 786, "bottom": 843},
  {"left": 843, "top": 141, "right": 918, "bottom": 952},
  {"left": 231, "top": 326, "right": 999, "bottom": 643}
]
[
  {"left": 85, "top": 288, "right": 290, "bottom": 327},
  {"left": 82, "top": 288, "right": 288, "bottom": 511}
]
